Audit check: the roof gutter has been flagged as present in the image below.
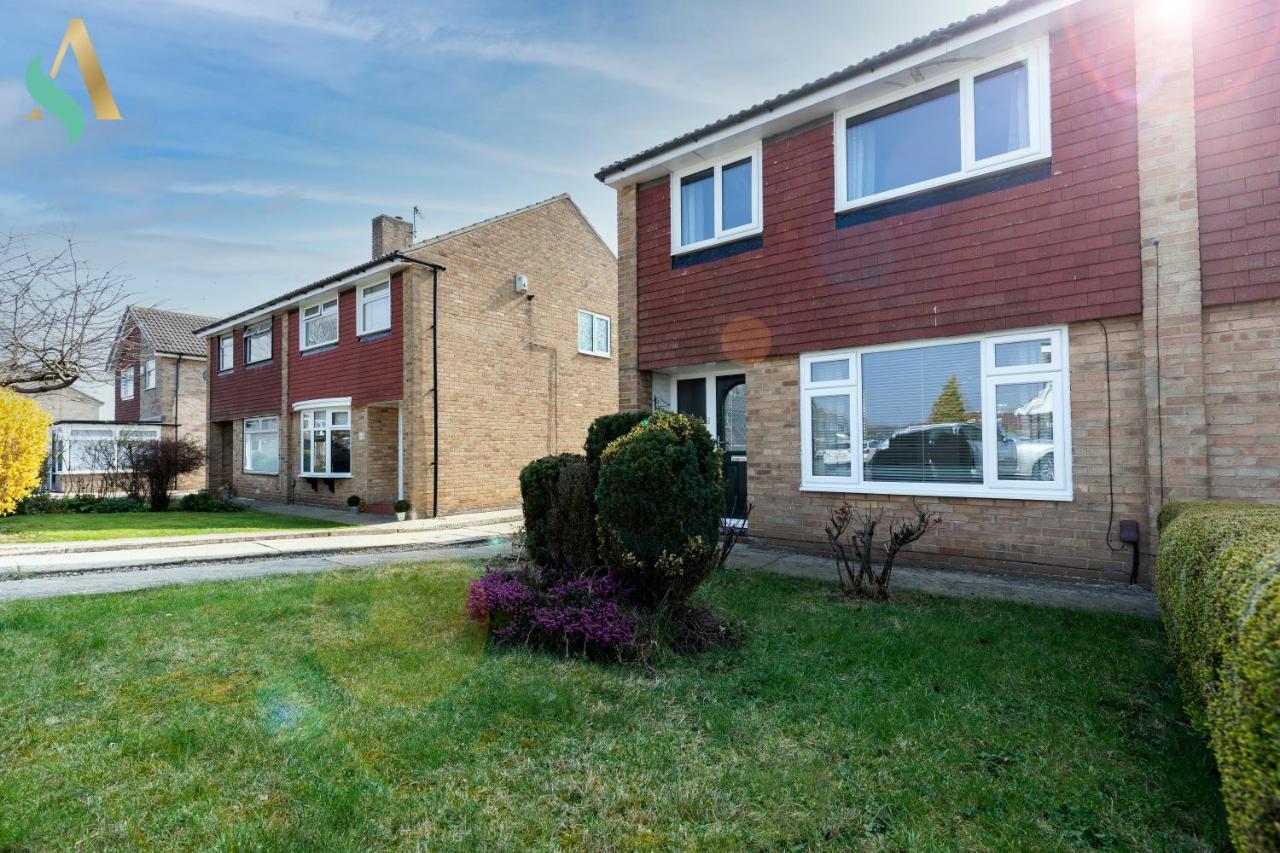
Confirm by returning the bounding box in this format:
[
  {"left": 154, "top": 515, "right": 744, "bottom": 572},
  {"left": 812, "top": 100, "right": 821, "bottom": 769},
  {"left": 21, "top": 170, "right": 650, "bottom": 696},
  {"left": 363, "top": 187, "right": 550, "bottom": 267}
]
[
  {"left": 594, "top": 0, "right": 1073, "bottom": 185},
  {"left": 193, "top": 253, "right": 445, "bottom": 338}
]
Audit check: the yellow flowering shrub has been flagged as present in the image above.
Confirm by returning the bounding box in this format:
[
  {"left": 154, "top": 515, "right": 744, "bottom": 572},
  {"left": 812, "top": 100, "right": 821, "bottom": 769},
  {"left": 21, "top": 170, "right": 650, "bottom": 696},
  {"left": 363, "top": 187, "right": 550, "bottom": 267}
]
[{"left": 0, "top": 387, "right": 51, "bottom": 516}]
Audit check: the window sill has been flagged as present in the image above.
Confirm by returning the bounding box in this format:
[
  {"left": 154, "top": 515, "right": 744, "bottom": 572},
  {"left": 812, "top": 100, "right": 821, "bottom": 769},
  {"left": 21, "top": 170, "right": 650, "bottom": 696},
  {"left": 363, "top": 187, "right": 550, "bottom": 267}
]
[
  {"left": 835, "top": 152, "right": 1051, "bottom": 216},
  {"left": 357, "top": 329, "right": 391, "bottom": 342},
  {"left": 578, "top": 349, "right": 612, "bottom": 359},
  {"left": 799, "top": 482, "right": 1072, "bottom": 502},
  {"left": 672, "top": 226, "right": 762, "bottom": 257},
  {"left": 245, "top": 359, "right": 273, "bottom": 369},
  {"left": 300, "top": 343, "right": 338, "bottom": 356},
  {"left": 243, "top": 469, "right": 280, "bottom": 476},
  {"left": 296, "top": 473, "right": 353, "bottom": 479}
]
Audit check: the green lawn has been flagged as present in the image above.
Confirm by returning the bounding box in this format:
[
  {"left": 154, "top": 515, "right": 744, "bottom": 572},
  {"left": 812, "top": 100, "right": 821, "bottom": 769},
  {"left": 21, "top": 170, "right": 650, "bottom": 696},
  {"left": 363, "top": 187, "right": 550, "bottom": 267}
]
[
  {"left": 0, "top": 511, "right": 348, "bottom": 544},
  {"left": 0, "top": 564, "right": 1225, "bottom": 849}
]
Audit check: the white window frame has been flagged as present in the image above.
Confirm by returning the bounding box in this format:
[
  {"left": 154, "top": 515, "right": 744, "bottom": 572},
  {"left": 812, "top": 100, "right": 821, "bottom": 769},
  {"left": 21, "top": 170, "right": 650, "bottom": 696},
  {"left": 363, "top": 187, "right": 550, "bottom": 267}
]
[
  {"left": 55, "top": 424, "right": 160, "bottom": 474},
  {"left": 244, "top": 319, "right": 272, "bottom": 365},
  {"left": 799, "top": 325, "right": 1071, "bottom": 501},
  {"left": 219, "top": 335, "right": 234, "bottom": 372},
  {"left": 300, "top": 296, "right": 340, "bottom": 351},
  {"left": 119, "top": 369, "right": 134, "bottom": 400},
  {"left": 833, "top": 38, "right": 1051, "bottom": 213},
  {"left": 577, "top": 309, "right": 612, "bottom": 358},
  {"left": 670, "top": 140, "right": 763, "bottom": 255},
  {"left": 356, "top": 279, "right": 392, "bottom": 337},
  {"left": 243, "top": 416, "right": 280, "bottom": 474},
  {"left": 297, "top": 405, "right": 353, "bottom": 478},
  {"left": 142, "top": 359, "right": 156, "bottom": 390}
]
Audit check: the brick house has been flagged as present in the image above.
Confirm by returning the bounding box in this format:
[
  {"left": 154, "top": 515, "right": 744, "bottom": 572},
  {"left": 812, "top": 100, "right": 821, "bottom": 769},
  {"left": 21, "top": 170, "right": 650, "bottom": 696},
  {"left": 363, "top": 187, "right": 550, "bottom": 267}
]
[
  {"left": 195, "top": 195, "right": 617, "bottom": 516},
  {"left": 49, "top": 306, "right": 213, "bottom": 492},
  {"left": 596, "top": 0, "right": 1279, "bottom": 585}
]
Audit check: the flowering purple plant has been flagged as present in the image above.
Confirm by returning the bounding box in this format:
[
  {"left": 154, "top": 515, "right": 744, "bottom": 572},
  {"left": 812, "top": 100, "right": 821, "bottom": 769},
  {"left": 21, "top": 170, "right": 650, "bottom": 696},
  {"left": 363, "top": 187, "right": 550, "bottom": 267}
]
[{"left": 467, "top": 566, "right": 642, "bottom": 661}]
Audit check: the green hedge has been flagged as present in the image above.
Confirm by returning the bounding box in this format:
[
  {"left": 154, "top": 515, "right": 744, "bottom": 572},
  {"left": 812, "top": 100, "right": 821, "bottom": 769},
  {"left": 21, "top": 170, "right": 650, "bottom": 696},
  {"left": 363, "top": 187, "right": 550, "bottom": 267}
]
[
  {"left": 584, "top": 411, "right": 650, "bottom": 463},
  {"left": 596, "top": 410, "right": 723, "bottom": 607},
  {"left": 1156, "top": 500, "right": 1280, "bottom": 850}
]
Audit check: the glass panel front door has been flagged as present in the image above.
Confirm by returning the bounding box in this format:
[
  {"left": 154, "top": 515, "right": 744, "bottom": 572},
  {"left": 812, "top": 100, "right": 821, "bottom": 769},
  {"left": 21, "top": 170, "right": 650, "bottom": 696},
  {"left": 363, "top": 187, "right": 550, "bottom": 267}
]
[{"left": 717, "top": 375, "right": 748, "bottom": 520}]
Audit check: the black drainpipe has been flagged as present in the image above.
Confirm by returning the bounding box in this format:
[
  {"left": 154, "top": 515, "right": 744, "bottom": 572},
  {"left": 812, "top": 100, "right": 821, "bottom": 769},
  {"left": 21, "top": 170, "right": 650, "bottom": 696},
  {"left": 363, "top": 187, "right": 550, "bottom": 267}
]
[{"left": 431, "top": 266, "right": 439, "bottom": 518}]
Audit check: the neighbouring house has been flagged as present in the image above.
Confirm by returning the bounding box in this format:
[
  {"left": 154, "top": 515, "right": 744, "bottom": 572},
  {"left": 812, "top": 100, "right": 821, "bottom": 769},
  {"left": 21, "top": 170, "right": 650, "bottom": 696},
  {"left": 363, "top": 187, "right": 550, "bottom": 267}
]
[
  {"left": 194, "top": 194, "right": 617, "bottom": 516},
  {"left": 29, "top": 385, "right": 103, "bottom": 422},
  {"left": 47, "top": 306, "right": 214, "bottom": 493},
  {"left": 596, "top": 0, "right": 1280, "bottom": 585}
]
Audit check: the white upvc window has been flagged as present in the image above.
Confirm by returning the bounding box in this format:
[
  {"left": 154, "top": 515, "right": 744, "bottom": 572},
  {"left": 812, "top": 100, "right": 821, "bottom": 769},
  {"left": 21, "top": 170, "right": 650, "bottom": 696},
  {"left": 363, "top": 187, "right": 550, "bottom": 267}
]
[
  {"left": 57, "top": 425, "right": 160, "bottom": 473},
  {"left": 356, "top": 280, "right": 391, "bottom": 336},
  {"left": 219, "top": 335, "right": 234, "bottom": 372},
  {"left": 299, "top": 408, "right": 352, "bottom": 477},
  {"left": 244, "top": 319, "right": 272, "bottom": 364},
  {"left": 800, "top": 326, "right": 1070, "bottom": 501},
  {"left": 670, "top": 141, "right": 763, "bottom": 254},
  {"left": 142, "top": 359, "right": 156, "bottom": 390},
  {"left": 119, "top": 369, "right": 134, "bottom": 400},
  {"left": 301, "top": 297, "right": 339, "bottom": 350},
  {"left": 244, "top": 416, "right": 280, "bottom": 474},
  {"left": 577, "top": 310, "right": 611, "bottom": 357},
  {"left": 834, "top": 38, "right": 1051, "bottom": 212}
]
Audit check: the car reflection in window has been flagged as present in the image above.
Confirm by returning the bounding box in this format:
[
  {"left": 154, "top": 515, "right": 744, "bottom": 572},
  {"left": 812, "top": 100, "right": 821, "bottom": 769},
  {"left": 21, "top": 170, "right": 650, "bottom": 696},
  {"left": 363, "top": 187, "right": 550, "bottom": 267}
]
[{"left": 864, "top": 422, "right": 1054, "bottom": 484}]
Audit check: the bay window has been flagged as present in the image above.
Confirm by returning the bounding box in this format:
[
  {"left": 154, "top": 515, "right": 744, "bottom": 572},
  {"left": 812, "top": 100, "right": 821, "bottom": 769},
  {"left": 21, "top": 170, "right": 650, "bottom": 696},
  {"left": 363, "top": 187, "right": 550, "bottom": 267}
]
[
  {"left": 357, "top": 280, "right": 391, "bottom": 336},
  {"left": 800, "top": 327, "right": 1070, "bottom": 500},
  {"left": 244, "top": 416, "right": 279, "bottom": 474},
  {"left": 300, "top": 408, "right": 351, "bottom": 476},
  {"left": 670, "top": 142, "right": 762, "bottom": 254},
  {"left": 245, "top": 319, "right": 272, "bottom": 364},
  {"left": 301, "top": 297, "right": 339, "bottom": 350},
  {"left": 835, "top": 39, "right": 1049, "bottom": 211}
]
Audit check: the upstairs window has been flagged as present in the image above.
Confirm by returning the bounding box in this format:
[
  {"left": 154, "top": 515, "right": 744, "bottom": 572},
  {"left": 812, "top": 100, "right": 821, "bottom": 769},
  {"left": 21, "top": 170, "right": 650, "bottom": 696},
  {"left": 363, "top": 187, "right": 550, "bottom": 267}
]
[
  {"left": 670, "top": 142, "right": 762, "bottom": 254},
  {"left": 835, "top": 39, "right": 1049, "bottom": 211},
  {"left": 357, "top": 280, "right": 391, "bottom": 336},
  {"left": 119, "top": 369, "right": 134, "bottom": 400},
  {"left": 142, "top": 359, "right": 156, "bottom": 390},
  {"left": 301, "top": 297, "right": 339, "bottom": 350},
  {"left": 219, "top": 335, "right": 234, "bottom": 372},
  {"left": 244, "top": 319, "right": 272, "bottom": 364},
  {"left": 577, "top": 310, "right": 611, "bottom": 357}
]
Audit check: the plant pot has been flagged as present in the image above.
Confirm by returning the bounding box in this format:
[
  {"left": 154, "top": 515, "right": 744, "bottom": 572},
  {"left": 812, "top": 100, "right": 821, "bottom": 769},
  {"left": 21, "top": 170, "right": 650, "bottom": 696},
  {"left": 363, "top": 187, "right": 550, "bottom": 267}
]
[
  {"left": 348, "top": 506, "right": 360, "bottom": 514},
  {"left": 395, "top": 512, "right": 407, "bottom": 522}
]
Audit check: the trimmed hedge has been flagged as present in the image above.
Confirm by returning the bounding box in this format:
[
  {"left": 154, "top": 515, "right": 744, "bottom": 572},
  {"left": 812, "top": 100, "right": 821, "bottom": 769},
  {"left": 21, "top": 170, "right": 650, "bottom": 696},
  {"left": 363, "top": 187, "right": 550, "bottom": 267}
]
[
  {"left": 519, "top": 453, "right": 600, "bottom": 573},
  {"left": 584, "top": 411, "right": 650, "bottom": 463},
  {"left": 596, "top": 410, "right": 723, "bottom": 607},
  {"left": 1156, "top": 500, "right": 1280, "bottom": 850}
]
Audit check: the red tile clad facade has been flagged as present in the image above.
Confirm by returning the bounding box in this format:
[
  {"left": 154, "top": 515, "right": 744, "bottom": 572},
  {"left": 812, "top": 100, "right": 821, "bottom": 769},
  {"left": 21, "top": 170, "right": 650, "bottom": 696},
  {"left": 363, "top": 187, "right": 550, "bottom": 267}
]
[
  {"left": 1194, "top": 0, "right": 1280, "bottom": 306},
  {"left": 287, "top": 272, "right": 405, "bottom": 407},
  {"left": 114, "top": 326, "right": 140, "bottom": 421},
  {"left": 633, "top": 4, "right": 1142, "bottom": 370},
  {"left": 207, "top": 316, "right": 282, "bottom": 421}
]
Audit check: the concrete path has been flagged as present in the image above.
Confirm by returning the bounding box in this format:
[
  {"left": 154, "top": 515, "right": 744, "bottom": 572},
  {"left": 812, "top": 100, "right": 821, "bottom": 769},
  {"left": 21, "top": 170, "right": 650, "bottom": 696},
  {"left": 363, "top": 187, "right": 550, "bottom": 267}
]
[
  {"left": 727, "top": 545, "right": 1159, "bottom": 618},
  {"left": 0, "top": 542, "right": 510, "bottom": 602},
  {"left": 0, "top": 519, "right": 520, "bottom": 577},
  {"left": 0, "top": 508, "right": 521, "bottom": 559}
]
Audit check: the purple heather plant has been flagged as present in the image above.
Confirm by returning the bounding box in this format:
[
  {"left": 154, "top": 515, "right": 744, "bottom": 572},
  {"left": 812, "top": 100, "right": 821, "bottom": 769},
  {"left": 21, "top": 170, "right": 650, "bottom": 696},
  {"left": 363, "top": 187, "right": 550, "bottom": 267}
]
[{"left": 467, "top": 566, "right": 642, "bottom": 661}]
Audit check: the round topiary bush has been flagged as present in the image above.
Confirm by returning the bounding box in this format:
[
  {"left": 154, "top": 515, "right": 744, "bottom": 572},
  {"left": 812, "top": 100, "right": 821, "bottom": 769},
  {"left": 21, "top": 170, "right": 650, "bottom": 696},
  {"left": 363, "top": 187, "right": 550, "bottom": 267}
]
[
  {"left": 584, "top": 411, "right": 651, "bottom": 463},
  {"left": 595, "top": 410, "right": 724, "bottom": 608}
]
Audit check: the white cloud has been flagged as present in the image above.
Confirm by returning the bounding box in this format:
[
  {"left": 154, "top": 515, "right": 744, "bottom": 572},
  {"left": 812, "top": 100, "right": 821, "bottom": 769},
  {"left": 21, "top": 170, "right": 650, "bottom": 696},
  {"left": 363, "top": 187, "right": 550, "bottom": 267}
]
[
  {"left": 168, "top": 180, "right": 498, "bottom": 214},
  {"left": 118, "top": 0, "right": 383, "bottom": 39}
]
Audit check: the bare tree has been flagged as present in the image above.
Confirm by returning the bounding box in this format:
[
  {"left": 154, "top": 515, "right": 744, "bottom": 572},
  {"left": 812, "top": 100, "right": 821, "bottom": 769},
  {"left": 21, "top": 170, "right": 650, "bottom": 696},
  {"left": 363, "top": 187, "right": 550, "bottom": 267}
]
[
  {"left": 825, "top": 502, "right": 942, "bottom": 600},
  {"left": 0, "top": 233, "right": 131, "bottom": 394}
]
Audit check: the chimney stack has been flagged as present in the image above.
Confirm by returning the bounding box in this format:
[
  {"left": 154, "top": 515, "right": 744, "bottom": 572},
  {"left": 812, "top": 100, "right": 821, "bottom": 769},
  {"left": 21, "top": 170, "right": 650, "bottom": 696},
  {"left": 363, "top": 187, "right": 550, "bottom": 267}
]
[{"left": 372, "top": 214, "right": 413, "bottom": 258}]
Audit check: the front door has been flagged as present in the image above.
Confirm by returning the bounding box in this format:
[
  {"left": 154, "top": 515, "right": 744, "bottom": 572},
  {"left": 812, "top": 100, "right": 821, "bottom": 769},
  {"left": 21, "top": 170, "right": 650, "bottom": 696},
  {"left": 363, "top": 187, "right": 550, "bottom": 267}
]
[{"left": 716, "top": 375, "right": 747, "bottom": 520}]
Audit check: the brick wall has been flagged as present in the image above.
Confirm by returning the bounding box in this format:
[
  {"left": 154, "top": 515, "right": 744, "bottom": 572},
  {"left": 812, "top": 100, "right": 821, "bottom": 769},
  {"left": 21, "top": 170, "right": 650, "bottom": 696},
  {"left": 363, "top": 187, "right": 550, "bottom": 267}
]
[
  {"left": 746, "top": 319, "right": 1147, "bottom": 583},
  {"left": 1203, "top": 296, "right": 1280, "bottom": 500},
  {"left": 631, "top": 3, "right": 1141, "bottom": 370},
  {"left": 1194, "top": 0, "right": 1280, "bottom": 305},
  {"left": 405, "top": 197, "right": 618, "bottom": 515}
]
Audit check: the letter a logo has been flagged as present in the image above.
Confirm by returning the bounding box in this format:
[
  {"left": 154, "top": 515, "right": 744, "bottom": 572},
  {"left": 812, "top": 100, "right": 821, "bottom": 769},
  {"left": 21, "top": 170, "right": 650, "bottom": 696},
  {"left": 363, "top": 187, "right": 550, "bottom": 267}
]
[{"left": 25, "top": 19, "right": 121, "bottom": 143}]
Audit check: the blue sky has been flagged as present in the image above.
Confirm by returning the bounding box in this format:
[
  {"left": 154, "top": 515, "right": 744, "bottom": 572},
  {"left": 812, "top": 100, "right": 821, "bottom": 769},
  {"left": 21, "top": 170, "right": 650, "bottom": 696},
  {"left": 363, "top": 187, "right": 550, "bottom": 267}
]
[{"left": 1, "top": 0, "right": 988, "bottom": 412}]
